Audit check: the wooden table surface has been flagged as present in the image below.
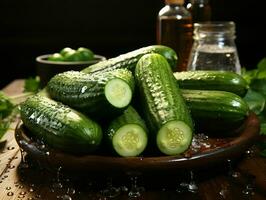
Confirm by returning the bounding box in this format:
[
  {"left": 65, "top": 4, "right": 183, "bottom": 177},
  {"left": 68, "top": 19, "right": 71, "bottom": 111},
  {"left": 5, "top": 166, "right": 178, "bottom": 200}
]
[{"left": 0, "top": 80, "right": 266, "bottom": 200}]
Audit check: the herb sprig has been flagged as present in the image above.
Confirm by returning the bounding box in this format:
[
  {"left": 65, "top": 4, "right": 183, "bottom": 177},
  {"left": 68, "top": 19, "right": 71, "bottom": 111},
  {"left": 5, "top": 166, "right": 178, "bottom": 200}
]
[
  {"left": 0, "top": 77, "right": 40, "bottom": 140},
  {"left": 242, "top": 58, "right": 266, "bottom": 157}
]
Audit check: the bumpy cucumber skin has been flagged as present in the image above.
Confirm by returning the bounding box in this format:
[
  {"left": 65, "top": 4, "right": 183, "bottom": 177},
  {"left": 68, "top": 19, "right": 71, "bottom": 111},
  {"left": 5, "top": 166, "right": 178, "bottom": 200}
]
[
  {"left": 20, "top": 95, "right": 102, "bottom": 154},
  {"left": 82, "top": 45, "right": 177, "bottom": 74},
  {"left": 174, "top": 70, "right": 249, "bottom": 97},
  {"left": 107, "top": 106, "right": 148, "bottom": 156},
  {"left": 47, "top": 69, "right": 134, "bottom": 117},
  {"left": 181, "top": 89, "right": 250, "bottom": 134},
  {"left": 135, "top": 53, "right": 194, "bottom": 139}
]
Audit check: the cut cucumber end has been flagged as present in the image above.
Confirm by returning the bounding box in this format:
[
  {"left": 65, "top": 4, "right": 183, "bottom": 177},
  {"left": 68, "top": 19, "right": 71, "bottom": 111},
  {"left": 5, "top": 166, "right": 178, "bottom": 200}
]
[
  {"left": 105, "top": 78, "right": 132, "bottom": 108},
  {"left": 156, "top": 121, "right": 192, "bottom": 156},
  {"left": 112, "top": 124, "right": 147, "bottom": 157}
]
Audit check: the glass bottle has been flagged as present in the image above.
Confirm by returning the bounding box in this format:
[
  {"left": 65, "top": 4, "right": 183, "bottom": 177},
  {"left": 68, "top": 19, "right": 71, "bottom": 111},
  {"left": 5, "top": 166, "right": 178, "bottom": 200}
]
[
  {"left": 186, "top": 0, "right": 212, "bottom": 23},
  {"left": 187, "top": 21, "right": 241, "bottom": 74},
  {"left": 157, "top": 0, "right": 193, "bottom": 71}
]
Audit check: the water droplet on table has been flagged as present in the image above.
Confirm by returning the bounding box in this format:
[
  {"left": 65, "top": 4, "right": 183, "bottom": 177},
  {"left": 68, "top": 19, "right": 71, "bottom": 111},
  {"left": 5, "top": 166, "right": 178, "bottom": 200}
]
[
  {"left": 128, "top": 176, "right": 145, "bottom": 198},
  {"left": 242, "top": 173, "right": 256, "bottom": 196},
  {"left": 8, "top": 165, "right": 15, "bottom": 169},
  {"left": 219, "top": 183, "right": 230, "bottom": 199},
  {"left": 101, "top": 177, "right": 121, "bottom": 198},
  {"left": 7, "top": 191, "right": 14, "bottom": 196},
  {"left": 227, "top": 159, "right": 240, "bottom": 178},
  {"left": 7, "top": 146, "right": 15, "bottom": 150},
  {"left": 6, "top": 186, "right": 11, "bottom": 190},
  {"left": 20, "top": 191, "right": 27, "bottom": 195}
]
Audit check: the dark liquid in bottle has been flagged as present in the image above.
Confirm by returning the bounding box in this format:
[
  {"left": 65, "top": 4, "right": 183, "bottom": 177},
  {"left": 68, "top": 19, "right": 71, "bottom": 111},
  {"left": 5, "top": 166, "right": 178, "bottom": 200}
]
[
  {"left": 187, "top": 2, "right": 211, "bottom": 22},
  {"left": 157, "top": 16, "right": 193, "bottom": 71}
]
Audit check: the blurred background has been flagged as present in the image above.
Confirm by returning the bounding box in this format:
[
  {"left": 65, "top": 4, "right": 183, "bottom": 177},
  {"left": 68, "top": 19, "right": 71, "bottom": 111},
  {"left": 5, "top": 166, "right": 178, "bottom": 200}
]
[{"left": 0, "top": 0, "right": 265, "bottom": 88}]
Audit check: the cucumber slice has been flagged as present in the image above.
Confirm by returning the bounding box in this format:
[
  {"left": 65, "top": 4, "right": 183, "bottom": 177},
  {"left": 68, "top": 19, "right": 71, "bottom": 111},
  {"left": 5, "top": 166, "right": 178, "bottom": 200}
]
[
  {"left": 105, "top": 78, "right": 132, "bottom": 108},
  {"left": 112, "top": 124, "right": 147, "bottom": 157},
  {"left": 157, "top": 121, "right": 192, "bottom": 155}
]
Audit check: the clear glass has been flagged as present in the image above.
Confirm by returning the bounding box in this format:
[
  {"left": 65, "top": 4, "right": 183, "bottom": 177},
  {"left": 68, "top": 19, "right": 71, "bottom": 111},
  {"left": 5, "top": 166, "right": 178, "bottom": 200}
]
[{"left": 187, "top": 21, "right": 241, "bottom": 74}]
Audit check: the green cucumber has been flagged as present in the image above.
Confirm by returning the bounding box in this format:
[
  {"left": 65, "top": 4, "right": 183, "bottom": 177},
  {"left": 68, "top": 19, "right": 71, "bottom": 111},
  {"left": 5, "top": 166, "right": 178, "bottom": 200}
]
[
  {"left": 47, "top": 69, "right": 134, "bottom": 117},
  {"left": 20, "top": 95, "right": 102, "bottom": 154},
  {"left": 174, "top": 70, "right": 249, "bottom": 97},
  {"left": 82, "top": 45, "right": 177, "bottom": 74},
  {"left": 107, "top": 106, "right": 148, "bottom": 157},
  {"left": 135, "top": 53, "right": 194, "bottom": 156},
  {"left": 181, "top": 89, "right": 250, "bottom": 134}
]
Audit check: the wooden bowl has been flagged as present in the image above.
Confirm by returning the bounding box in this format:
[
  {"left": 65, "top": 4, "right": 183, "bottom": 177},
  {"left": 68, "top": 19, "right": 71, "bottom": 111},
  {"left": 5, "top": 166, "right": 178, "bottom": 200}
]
[
  {"left": 15, "top": 113, "right": 260, "bottom": 173},
  {"left": 36, "top": 54, "right": 106, "bottom": 88}
]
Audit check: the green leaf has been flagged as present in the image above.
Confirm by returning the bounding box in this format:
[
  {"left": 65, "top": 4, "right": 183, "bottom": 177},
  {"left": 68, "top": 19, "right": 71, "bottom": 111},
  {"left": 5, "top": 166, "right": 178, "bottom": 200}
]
[
  {"left": 243, "top": 89, "right": 265, "bottom": 114},
  {"left": 258, "top": 58, "right": 266, "bottom": 71},
  {"left": 260, "top": 123, "right": 266, "bottom": 135},
  {"left": 260, "top": 149, "right": 266, "bottom": 157},
  {"left": 250, "top": 79, "right": 266, "bottom": 97},
  {"left": 257, "top": 141, "right": 266, "bottom": 149},
  {"left": 0, "top": 92, "right": 14, "bottom": 119},
  {"left": 0, "top": 120, "right": 10, "bottom": 140},
  {"left": 257, "top": 72, "right": 266, "bottom": 79},
  {"left": 24, "top": 77, "right": 40, "bottom": 93},
  {"left": 242, "top": 69, "right": 258, "bottom": 84}
]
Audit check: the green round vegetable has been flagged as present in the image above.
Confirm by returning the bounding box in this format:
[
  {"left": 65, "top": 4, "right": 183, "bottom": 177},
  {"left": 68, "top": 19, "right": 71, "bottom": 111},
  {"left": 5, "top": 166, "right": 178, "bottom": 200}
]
[
  {"left": 47, "top": 53, "right": 64, "bottom": 62},
  {"left": 60, "top": 47, "right": 74, "bottom": 56},
  {"left": 77, "top": 47, "right": 94, "bottom": 61},
  {"left": 63, "top": 50, "right": 83, "bottom": 61}
]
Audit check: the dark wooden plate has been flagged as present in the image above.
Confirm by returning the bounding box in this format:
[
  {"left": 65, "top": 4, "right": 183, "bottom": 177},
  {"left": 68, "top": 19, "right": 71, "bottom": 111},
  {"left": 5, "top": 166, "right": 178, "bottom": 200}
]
[{"left": 15, "top": 113, "right": 260, "bottom": 173}]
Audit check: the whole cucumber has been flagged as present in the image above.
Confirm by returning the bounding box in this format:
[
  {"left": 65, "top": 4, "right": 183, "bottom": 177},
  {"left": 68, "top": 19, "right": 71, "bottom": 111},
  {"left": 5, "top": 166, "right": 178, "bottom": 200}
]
[
  {"left": 174, "top": 70, "right": 249, "bottom": 97},
  {"left": 20, "top": 95, "right": 102, "bottom": 154},
  {"left": 135, "top": 53, "right": 194, "bottom": 156},
  {"left": 82, "top": 45, "right": 178, "bottom": 74},
  {"left": 181, "top": 89, "right": 250, "bottom": 134}
]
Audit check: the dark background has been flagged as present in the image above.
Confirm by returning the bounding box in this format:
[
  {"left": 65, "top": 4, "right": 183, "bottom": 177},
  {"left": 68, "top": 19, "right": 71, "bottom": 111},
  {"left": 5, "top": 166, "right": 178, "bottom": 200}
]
[{"left": 0, "top": 0, "right": 265, "bottom": 88}]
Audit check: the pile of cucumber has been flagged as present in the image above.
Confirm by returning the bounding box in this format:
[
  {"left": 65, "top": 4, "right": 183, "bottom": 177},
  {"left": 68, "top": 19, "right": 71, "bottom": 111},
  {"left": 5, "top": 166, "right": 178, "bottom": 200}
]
[{"left": 20, "top": 45, "right": 250, "bottom": 157}]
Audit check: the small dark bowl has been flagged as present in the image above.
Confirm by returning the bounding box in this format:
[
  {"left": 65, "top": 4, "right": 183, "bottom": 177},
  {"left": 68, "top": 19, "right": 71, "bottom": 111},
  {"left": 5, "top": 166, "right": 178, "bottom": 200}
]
[{"left": 36, "top": 54, "right": 106, "bottom": 87}]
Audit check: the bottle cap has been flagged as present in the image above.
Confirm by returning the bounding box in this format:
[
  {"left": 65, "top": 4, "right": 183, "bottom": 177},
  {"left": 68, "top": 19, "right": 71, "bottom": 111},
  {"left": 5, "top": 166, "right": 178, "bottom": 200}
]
[{"left": 165, "top": 0, "right": 184, "bottom": 5}]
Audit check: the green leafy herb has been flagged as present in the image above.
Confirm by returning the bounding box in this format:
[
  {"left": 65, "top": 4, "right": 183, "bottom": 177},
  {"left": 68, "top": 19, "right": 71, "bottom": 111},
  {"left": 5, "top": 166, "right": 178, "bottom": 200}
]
[
  {"left": 242, "top": 57, "right": 266, "bottom": 156},
  {"left": 258, "top": 58, "right": 266, "bottom": 71},
  {"left": 243, "top": 89, "right": 265, "bottom": 115},
  {"left": 257, "top": 141, "right": 266, "bottom": 157},
  {"left": 260, "top": 149, "right": 266, "bottom": 157},
  {"left": 0, "top": 92, "right": 14, "bottom": 119},
  {"left": 0, "top": 121, "right": 10, "bottom": 140},
  {"left": 242, "top": 68, "right": 258, "bottom": 85},
  {"left": 24, "top": 76, "right": 40, "bottom": 93},
  {"left": 0, "top": 77, "right": 37, "bottom": 140}
]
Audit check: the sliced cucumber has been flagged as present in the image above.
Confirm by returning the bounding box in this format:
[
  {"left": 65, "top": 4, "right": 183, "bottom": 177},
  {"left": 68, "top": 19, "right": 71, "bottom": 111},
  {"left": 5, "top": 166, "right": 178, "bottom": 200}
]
[
  {"left": 105, "top": 78, "right": 132, "bottom": 108},
  {"left": 107, "top": 106, "right": 148, "bottom": 157},
  {"left": 157, "top": 121, "right": 192, "bottom": 155},
  {"left": 112, "top": 124, "right": 147, "bottom": 157}
]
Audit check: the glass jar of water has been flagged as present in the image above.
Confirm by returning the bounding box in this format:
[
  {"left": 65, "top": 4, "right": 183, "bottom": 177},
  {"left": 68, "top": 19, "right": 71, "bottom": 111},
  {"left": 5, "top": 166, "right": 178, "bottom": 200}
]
[{"left": 187, "top": 21, "right": 241, "bottom": 73}]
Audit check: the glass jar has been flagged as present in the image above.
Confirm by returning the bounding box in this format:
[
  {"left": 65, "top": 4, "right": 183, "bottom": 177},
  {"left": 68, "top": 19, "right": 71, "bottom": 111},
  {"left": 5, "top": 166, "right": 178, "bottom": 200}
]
[
  {"left": 187, "top": 21, "right": 241, "bottom": 74},
  {"left": 157, "top": 0, "right": 193, "bottom": 71}
]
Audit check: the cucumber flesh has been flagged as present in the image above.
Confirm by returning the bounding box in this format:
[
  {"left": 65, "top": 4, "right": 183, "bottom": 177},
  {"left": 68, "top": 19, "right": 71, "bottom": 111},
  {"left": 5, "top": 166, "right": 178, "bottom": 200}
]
[
  {"left": 112, "top": 124, "right": 147, "bottom": 157},
  {"left": 157, "top": 120, "right": 192, "bottom": 155},
  {"left": 105, "top": 78, "right": 132, "bottom": 108}
]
